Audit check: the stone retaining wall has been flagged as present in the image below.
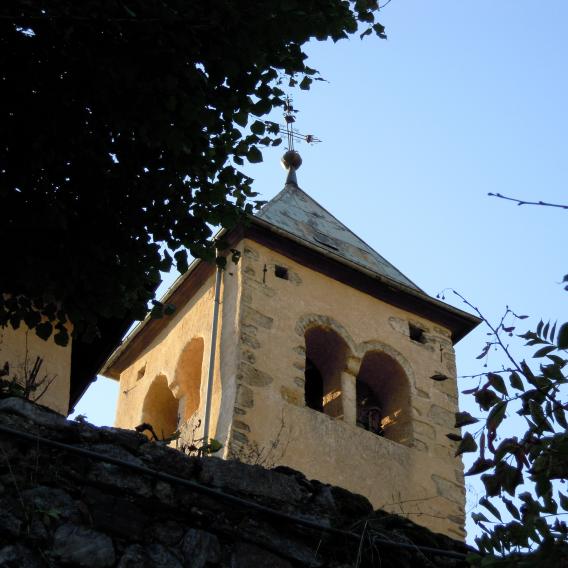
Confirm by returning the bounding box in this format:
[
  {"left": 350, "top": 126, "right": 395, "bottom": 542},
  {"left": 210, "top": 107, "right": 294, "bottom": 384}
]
[{"left": 0, "top": 398, "right": 469, "bottom": 567}]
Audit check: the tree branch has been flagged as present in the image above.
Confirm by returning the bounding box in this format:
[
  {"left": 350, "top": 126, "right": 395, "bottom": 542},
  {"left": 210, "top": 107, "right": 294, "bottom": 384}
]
[{"left": 488, "top": 193, "right": 568, "bottom": 210}]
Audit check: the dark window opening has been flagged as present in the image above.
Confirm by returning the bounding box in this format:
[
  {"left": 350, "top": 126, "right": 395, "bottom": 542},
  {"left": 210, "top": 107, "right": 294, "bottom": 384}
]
[
  {"left": 275, "top": 265, "right": 289, "bottom": 280},
  {"left": 304, "top": 358, "right": 323, "bottom": 412},
  {"left": 356, "top": 381, "right": 384, "bottom": 436},
  {"left": 409, "top": 324, "right": 426, "bottom": 344}
]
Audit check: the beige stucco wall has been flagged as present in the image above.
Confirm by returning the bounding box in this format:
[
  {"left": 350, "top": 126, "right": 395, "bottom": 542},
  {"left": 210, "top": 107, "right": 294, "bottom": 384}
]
[
  {"left": 113, "top": 266, "right": 241, "bottom": 451},
  {"left": 228, "top": 239, "right": 465, "bottom": 540},
  {"left": 0, "top": 325, "right": 71, "bottom": 415},
  {"left": 110, "top": 236, "right": 466, "bottom": 540}
]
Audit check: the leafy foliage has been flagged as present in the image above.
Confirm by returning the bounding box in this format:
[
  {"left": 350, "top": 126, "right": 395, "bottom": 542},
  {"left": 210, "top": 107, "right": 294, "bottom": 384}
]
[
  {"left": 450, "top": 293, "right": 568, "bottom": 565},
  {"left": 0, "top": 1, "right": 386, "bottom": 344}
]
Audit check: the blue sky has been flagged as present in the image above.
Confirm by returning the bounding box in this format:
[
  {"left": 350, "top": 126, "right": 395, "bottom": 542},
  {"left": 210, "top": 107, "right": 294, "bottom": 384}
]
[{"left": 73, "top": 1, "right": 568, "bottom": 543}]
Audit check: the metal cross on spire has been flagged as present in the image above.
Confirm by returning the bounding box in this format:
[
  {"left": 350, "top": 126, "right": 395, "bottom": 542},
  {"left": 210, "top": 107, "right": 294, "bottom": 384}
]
[
  {"left": 278, "top": 96, "right": 321, "bottom": 186},
  {"left": 282, "top": 95, "right": 321, "bottom": 151}
]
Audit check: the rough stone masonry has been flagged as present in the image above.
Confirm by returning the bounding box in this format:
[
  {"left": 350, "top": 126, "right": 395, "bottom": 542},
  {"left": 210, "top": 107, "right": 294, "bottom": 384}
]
[{"left": 0, "top": 397, "right": 470, "bottom": 567}]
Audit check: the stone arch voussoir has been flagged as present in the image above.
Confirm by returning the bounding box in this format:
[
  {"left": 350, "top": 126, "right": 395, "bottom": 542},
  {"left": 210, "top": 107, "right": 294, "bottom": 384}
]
[
  {"left": 357, "top": 340, "right": 416, "bottom": 392},
  {"left": 295, "top": 314, "right": 357, "bottom": 359}
]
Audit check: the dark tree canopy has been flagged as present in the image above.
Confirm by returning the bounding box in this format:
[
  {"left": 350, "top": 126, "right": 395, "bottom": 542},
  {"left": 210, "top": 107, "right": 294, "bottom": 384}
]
[{"left": 0, "top": 1, "right": 386, "bottom": 345}]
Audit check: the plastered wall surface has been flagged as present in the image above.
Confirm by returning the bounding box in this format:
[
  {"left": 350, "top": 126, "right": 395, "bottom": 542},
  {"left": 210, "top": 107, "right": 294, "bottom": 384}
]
[
  {"left": 0, "top": 325, "right": 71, "bottom": 415},
  {"left": 113, "top": 237, "right": 466, "bottom": 540},
  {"left": 228, "top": 239, "right": 465, "bottom": 540},
  {"left": 114, "top": 267, "right": 241, "bottom": 451}
]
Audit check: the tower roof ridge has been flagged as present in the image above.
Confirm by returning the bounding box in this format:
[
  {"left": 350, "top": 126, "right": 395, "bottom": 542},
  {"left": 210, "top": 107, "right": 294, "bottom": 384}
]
[{"left": 256, "top": 183, "right": 422, "bottom": 292}]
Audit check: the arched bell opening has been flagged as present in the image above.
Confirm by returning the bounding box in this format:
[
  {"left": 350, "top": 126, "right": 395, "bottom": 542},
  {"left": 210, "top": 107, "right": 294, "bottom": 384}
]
[
  {"left": 304, "top": 326, "right": 349, "bottom": 419},
  {"left": 356, "top": 350, "right": 412, "bottom": 445}
]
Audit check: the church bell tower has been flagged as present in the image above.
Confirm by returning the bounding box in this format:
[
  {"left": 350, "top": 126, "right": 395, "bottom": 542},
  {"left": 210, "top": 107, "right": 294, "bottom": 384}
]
[{"left": 102, "top": 148, "right": 479, "bottom": 541}]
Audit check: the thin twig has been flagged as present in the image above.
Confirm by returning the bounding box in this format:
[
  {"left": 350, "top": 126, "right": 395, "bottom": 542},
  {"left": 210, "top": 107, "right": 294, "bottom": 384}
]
[
  {"left": 488, "top": 193, "right": 568, "bottom": 210},
  {"left": 452, "top": 291, "right": 523, "bottom": 375}
]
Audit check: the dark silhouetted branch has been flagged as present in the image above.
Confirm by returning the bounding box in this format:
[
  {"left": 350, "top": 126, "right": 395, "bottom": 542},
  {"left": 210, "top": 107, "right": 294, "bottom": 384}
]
[{"left": 488, "top": 193, "right": 568, "bottom": 210}]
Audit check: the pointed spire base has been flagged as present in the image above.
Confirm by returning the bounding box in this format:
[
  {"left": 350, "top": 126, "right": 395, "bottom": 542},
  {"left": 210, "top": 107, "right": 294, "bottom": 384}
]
[
  {"left": 285, "top": 166, "right": 298, "bottom": 186},
  {"left": 281, "top": 150, "right": 302, "bottom": 187}
]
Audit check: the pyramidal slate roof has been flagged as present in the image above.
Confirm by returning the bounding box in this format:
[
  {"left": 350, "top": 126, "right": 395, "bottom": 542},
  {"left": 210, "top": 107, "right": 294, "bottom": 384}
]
[{"left": 256, "top": 182, "right": 422, "bottom": 292}]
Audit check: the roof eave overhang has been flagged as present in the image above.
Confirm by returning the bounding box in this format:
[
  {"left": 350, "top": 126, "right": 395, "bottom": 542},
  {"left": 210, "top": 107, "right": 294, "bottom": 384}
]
[
  {"left": 102, "top": 216, "right": 480, "bottom": 380},
  {"left": 100, "top": 227, "right": 231, "bottom": 380},
  {"left": 246, "top": 216, "right": 481, "bottom": 343}
]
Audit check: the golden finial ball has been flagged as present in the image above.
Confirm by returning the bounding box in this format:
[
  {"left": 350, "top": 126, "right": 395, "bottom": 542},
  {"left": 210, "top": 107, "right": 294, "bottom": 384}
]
[{"left": 281, "top": 150, "right": 302, "bottom": 170}]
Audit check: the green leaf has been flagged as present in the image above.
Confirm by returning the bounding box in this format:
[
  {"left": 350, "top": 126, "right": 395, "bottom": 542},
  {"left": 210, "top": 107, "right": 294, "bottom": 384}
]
[
  {"left": 251, "top": 98, "right": 272, "bottom": 116},
  {"left": 493, "top": 437, "right": 519, "bottom": 462},
  {"left": 174, "top": 250, "right": 189, "bottom": 274},
  {"left": 446, "top": 433, "right": 462, "bottom": 442},
  {"left": 455, "top": 411, "right": 479, "bottom": 428},
  {"left": 480, "top": 497, "right": 502, "bottom": 521},
  {"left": 466, "top": 553, "right": 484, "bottom": 566},
  {"left": 557, "top": 322, "right": 568, "bottom": 349},
  {"left": 250, "top": 120, "right": 266, "bottom": 135},
  {"left": 559, "top": 492, "right": 568, "bottom": 511},
  {"left": 299, "top": 76, "right": 312, "bottom": 90},
  {"left": 373, "top": 22, "right": 386, "bottom": 38},
  {"left": 543, "top": 321, "right": 550, "bottom": 340},
  {"left": 535, "top": 476, "right": 551, "bottom": 497},
  {"left": 501, "top": 463, "right": 523, "bottom": 496},
  {"left": 553, "top": 403, "right": 568, "bottom": 429},
  {"left": 487, "top": 373, "right": 508, "bottom": 396},
  {"left": 208, "top": 438, "right": 223, "bottom": 453},
  {"left": 234, "top": 110, "right": 248, "bottom": 127},
  {"left": 528, "top": 400, "right": 548, "bottom": 428},
  {"left": 465, "top": 458, "right": 494, "bottom": 476},
  {"left": 509, "top": 371, "right": 524, "bottom": 391},
  {"left": 164, "top": 304, "right": 176, "bottom": 316},
  {"left": 53, "top": 328, "right": 70, "bottom": 347},
  {"left": 472, "top": 511, "right": 490, "bottom": 524},
  {"left": 534, "top": 345, "right": 556, "bottom": 358},
  {"left": 246, "top": 147, "right": 263, "bottom": 164},
  {"left": 503, "top": 497, "right": 521, "bottom": 520},
  {"left": 150, "top": 304, "right": 164, "bottom": 319},
  {"left": 455, "top": 432, "right": 478, "bottom": 456},
  {"left": 475, "top": 388, "right": 501, "bottom": 411},
  {"left": 35, "top": 321, "right": 53, "bottom": 341},
  {"left": 487, "top": 402, "right": 507, "bottom": 432}
]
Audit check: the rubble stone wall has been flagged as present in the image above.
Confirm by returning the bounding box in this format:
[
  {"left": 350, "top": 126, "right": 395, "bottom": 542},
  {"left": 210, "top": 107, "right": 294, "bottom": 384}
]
[{"left": 0, "top": 397, "right": 469, "bottom": 567}]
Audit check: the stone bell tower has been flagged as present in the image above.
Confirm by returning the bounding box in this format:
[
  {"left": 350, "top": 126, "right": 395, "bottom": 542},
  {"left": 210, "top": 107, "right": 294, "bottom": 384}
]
[{"left": 102, "top": 152, "right": 479, "bottom": 540}]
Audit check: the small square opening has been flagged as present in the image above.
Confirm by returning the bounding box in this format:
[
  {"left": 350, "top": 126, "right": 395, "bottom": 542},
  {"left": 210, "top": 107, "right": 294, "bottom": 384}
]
[
  {"left": 409, "top": 324, "right": 426, "bottom": 344},
  {"left": 275, "top": 265, "right": 289, "bottom": 280}
]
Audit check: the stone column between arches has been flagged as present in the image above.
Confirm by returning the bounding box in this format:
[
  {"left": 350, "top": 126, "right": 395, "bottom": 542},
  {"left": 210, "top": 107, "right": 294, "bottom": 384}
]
[{"left": 340, "top": 356, "right": 361, "bottom": 426}]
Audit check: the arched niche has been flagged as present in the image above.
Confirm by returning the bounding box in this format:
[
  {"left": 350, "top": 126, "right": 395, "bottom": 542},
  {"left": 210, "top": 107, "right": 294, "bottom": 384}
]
[
  {"left": 356, "top": 350, "right": 413, "bottom": 445},
  {"left": 174, "top": 337, "right": 204, "bottom": 422},
  {"left": 304, "top": 326, "right": 350, "bottom": 418},
  {"left": 141, "top": 374, "right": 178, "bottom": 440}
]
